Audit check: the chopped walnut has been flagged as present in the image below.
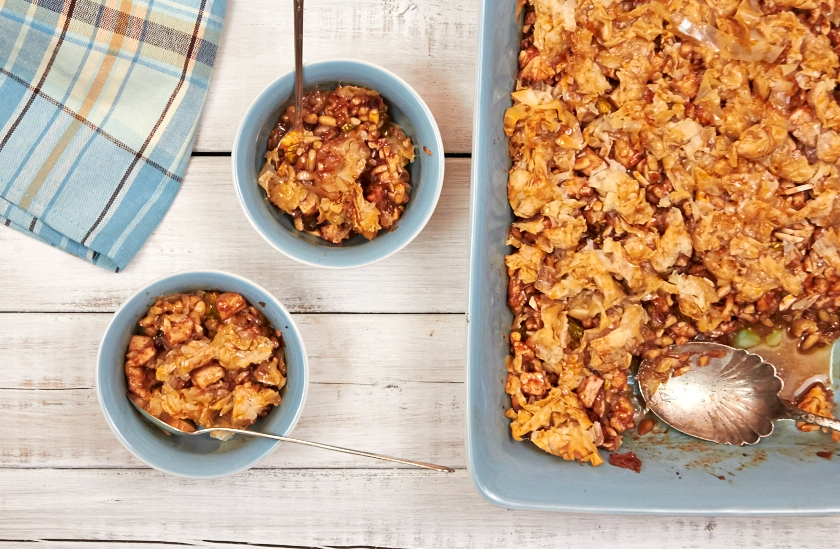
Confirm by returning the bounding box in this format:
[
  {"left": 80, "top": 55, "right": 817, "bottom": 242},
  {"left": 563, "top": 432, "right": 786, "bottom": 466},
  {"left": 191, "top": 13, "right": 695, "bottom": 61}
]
[
  {"left": 608, "top": 396, "right": 636, "bottom": 434},
  {"left": 161, "top": 314, "right": 194, "bottom": 347},
  {"left": 259, "top": 86, "right": 416, "bottom": 243},
  {"left": 577, "top": 375, "right": 604, "bottom": 408},
  {"left": 190, "top": 362, "right": 226, "bottom": 389},
  {"left": 520, "top": 371, "right": 551, "bottom": 398},
  {"left": 126, "top": 291, "right": 287, "bottom": 438},
  {"left": 215, "top": 292, "right": 247, "bottom": 321},
  {"left": 126, "top": 336, "right": 156, "bottom": 369}
]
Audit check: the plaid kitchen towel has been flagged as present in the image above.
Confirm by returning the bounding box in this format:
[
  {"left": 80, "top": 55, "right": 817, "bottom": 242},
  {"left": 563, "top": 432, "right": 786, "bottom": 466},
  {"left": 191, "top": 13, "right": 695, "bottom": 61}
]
[{"left": 0, "top": 0, "right": 226, "bottom": 272}]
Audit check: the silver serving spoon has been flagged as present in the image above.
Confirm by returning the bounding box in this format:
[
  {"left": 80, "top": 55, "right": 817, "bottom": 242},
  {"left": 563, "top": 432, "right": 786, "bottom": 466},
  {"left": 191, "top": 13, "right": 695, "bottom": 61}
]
[
  {"left": 129, "top": 397, "right": 453, "bottom": 473},
  {"left": 638, "top": 341, "right": 840, "bottom": 445}
]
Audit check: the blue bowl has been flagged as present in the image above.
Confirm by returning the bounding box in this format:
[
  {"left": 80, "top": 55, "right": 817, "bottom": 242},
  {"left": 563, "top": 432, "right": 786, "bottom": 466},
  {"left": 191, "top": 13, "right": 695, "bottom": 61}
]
[
  {"left": 232, "top": 59, "right": 445, "bottom": 268},
  {"left": 96, "top": 270, "right": 309, "bottom": 478}
]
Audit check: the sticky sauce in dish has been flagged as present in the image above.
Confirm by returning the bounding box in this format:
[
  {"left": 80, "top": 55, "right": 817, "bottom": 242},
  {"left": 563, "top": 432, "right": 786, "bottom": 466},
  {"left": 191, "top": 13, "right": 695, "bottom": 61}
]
[
  {"left": 722, "top": 324, "right": 833, "bottom": 402},
  {"left": 747, "top": 335, "right": 832, "bottom": 402}
]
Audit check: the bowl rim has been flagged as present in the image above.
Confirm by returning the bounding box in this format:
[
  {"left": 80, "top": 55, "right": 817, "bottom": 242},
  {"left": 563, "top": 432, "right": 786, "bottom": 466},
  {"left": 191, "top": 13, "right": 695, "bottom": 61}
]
[
  {"left": 95, "top": 269, "right": 309, "bottom": 478},
  {"left": 231, "top": 58, "right": 445, "bottom": 269}
]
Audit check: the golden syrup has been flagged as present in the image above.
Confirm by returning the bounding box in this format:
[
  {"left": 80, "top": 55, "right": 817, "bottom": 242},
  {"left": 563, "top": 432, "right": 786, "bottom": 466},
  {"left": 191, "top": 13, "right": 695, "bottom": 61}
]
[{"left": 748, "top": 332, "right": 833, "bottom": 402}]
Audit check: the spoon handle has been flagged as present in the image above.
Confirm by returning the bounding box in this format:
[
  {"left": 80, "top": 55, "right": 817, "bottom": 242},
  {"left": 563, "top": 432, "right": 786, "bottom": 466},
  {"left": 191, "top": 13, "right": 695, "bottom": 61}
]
[
  {"left": 293, "top": 0, "right": 304, "bottom": 127},
  {"left": 780, "top": 400, "right": 840, "bottom": 434},
  {"left": 201, "top": 428, "right": 454, "bottom": 473}
]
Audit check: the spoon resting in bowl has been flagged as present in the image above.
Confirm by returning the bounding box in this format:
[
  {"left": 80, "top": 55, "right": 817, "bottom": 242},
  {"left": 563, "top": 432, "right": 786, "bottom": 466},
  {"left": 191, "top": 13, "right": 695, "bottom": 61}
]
[
  {"left": 129, "top": 396, "right": 453, "bottom": 473},
  {"left": 277, "top": 0, "right": 305, "bottom": 150},
  {"left": 637, "top": 341, "right": 840, "bottom": 445}
]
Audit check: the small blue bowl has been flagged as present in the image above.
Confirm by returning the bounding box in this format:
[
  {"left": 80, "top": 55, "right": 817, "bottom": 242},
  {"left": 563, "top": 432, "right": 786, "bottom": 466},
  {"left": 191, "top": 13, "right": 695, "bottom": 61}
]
[
  {"left": 232, "top": 59, "right": 444, "bottom": 268},
  {"left": 96, "top": 271, "right": 309, "bottom": 478}
]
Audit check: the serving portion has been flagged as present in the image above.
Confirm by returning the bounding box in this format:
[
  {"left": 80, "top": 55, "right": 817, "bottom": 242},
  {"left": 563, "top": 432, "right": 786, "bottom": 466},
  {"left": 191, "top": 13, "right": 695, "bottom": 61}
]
[
  {"left": 503, "top": 0, "right": 840, "bottom": 467},
  {"left": 258, "top": 86, "right": 416, "bottom": 243},
  {"left": 125, "top": 291, "right": 287, "bottom": 438}
]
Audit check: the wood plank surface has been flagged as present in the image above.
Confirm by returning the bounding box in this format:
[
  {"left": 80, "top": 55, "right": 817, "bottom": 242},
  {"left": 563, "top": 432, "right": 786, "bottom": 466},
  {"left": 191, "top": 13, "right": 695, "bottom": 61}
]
[
  {"left": 5, "top": 0, "right": 835, "bottom": 546},
  {"left": 0, "top": 157, "right": 470, "bottom": 314},
  {"left": 2, "top": 469, "right": 839, "bottom": 549},
  {"left": 0, "top": 314, "right": 465, "bottom": 388},
  {"left": 0, "top": 383, "right": 462, "bottom": 470},
  {"left": 193, "top": 0, "right": 477, "bottom": 153},
  {"left": 0, "top": 313, "right": 464, "bottom": 469}
]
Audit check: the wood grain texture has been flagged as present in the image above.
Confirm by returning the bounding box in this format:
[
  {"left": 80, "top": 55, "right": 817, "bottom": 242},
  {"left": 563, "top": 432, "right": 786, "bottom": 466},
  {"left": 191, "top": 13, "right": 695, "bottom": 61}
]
[
  {"left": 0, "top": 157, "right": 469, "bottom": 314},
  {"left": 0, "top": 545, "right": 403, "bottom": 549},
  {"left": 0, "top": 544, "right": 396, "bottom": 549},
  {"left": 6, "top": 0, "right": 834, "bottom": 545},
  {"left": 0, "top": 383, "right": 462, "bottom": 470},
  {"left": 193, "top": 0, "right": 477, "bottom": 153},
  {"left": 0, "top": 313, "right": 465, "bottom": 469},
  {"left": 2, "top": 469, "right": 840, "bottom": 548},
  {"left": 0, "top": 314, "right": 465, "bottom": 388}
]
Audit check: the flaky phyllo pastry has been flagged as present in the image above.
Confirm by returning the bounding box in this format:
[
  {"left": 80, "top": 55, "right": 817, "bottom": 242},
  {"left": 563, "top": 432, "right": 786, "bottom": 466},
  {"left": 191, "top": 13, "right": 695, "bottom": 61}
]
[
  {"left": 126, "top": 292, "right": 287, "bottom": 439},
  {"left": 258, "top": 86, "right": 416, "bottom": 243},
  {"left": 504, "top": 0, "right": 840, "bottom": 466}
]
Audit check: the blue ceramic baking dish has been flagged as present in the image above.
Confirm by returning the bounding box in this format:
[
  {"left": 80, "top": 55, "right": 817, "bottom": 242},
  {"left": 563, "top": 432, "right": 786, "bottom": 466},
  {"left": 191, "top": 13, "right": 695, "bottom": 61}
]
[{"left": 466, "top": 0, "right": 840, "bottom": 515}]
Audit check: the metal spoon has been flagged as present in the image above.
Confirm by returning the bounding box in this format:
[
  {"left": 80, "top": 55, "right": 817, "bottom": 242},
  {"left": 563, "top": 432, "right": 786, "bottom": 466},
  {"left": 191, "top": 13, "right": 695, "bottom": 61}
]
[
  {"left": 638, "top": 341, "right": 840, "bottom": 445},
  {"left": 129, "top": 397, "right": 453, "bottom": 473},
  {"left": 277, "top": 0, "right": 305, "bottom": 149}
]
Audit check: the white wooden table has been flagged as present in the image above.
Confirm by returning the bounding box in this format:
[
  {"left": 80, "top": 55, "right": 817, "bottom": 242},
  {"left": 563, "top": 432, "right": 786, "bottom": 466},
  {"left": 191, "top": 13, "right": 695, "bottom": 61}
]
[{"left": 1, "top": 1, "right": 838, "bottom": 547}]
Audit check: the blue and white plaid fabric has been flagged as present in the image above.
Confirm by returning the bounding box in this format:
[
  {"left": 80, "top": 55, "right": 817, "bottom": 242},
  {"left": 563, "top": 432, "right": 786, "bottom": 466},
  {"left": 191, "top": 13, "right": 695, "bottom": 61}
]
[{"left": 0, "top": 0, "right": 226, "bottom": 271}]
